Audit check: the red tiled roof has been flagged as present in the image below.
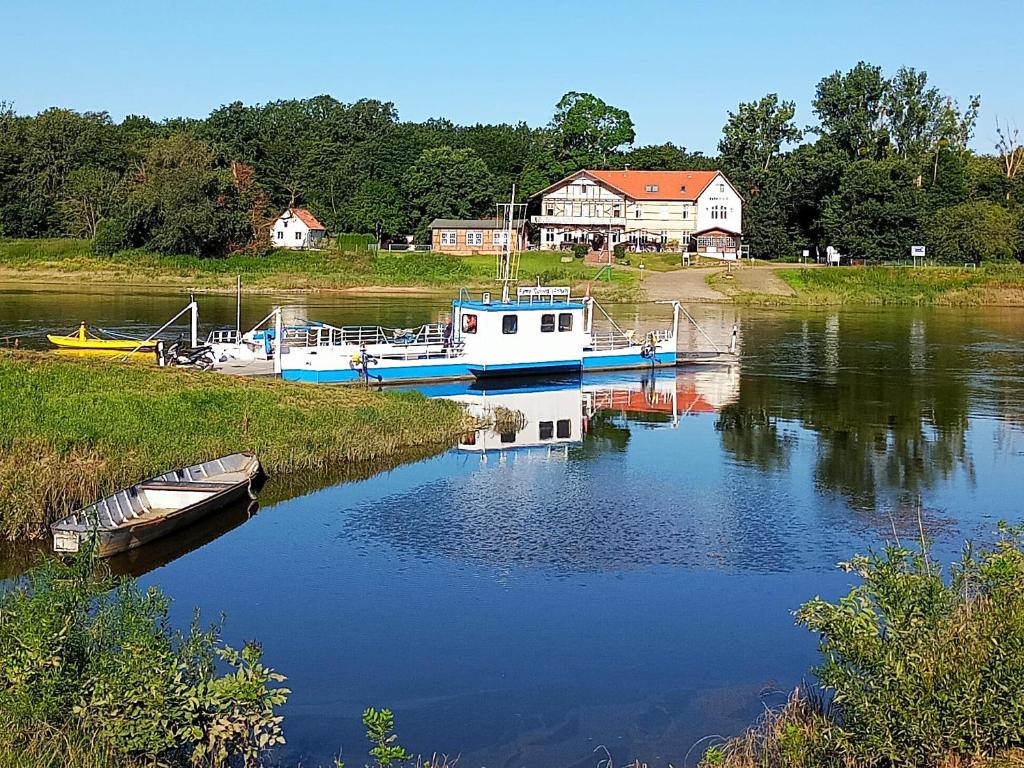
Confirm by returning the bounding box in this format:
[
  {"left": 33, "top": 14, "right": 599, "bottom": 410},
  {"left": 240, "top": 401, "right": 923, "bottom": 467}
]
[
  {"left": 587, "top": 170, "right": 720, "bottom": 201},
  {"left": 283, "top": 208, "right": 326, "bottom": 230}
]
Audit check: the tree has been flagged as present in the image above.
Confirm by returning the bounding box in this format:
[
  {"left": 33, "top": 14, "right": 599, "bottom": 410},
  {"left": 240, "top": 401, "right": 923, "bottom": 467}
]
[
  {"left": 719, "top": 94, "right": 802, "bottom": 177},
  {"left": 995, "top": 119, "right": 1024, "bottom": 202},
  {"left": 812, "top": 62, "right": 890, "bottom": 161},
  {"left": 822, "top": 159, "right": 925, "bottom": 261},
  {"left": 349, "top": 180, "right": 408, "bottom": 244},
  {"left": 58, "top": 167, "right": 121, "bottom": 238},
  {"left": 927, "top": 201, "right": 1017, "bottom": 264},
  {"left": 123, "top": 134, "right": 255, "bottom": 256},
  {"left": 549, "top": 92, "right": 635, "bottom": 171},
  {"left": 622, "top": 142, "right": 715, "bottom": 171},
  {"left": 405, "top": 146, "right": 495, "bottom": 240}
]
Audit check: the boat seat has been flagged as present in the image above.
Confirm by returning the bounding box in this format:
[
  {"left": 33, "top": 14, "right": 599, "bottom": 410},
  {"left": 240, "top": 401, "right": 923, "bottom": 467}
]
[{"left": 139, "top": 480, "right": 238, "bottom": 492}]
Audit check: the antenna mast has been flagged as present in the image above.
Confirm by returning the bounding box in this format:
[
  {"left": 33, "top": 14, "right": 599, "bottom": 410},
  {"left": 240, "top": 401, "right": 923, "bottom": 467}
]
[{"left": 496, "top": 185, "right": 525, "bottom": 303}]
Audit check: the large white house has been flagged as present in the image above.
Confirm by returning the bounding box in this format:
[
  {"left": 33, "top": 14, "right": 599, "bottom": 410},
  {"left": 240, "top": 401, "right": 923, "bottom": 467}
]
[
  {"left": 271, "top": 208, "right": 327, "bottom": 250},
  {"left": 531, "top": 169, "right": 743, "bottom": 257}
]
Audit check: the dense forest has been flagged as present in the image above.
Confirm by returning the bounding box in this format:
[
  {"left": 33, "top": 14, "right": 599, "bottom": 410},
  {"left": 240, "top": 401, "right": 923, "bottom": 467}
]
[{"left": 0, "top": 60, "right": 1021, "bottom": 262}]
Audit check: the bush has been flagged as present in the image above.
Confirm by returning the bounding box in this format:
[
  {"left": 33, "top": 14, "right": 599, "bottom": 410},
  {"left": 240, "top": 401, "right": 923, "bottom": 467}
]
[
  {"left": 572, "top": 243, "right": 589, "bottom": 259},
  {"left": 91, "top": 218, "right": 126, "bottom": 256},
  {"left": 0, "top": 553, "right": 289, "bottom": 765},
  {"left": 795, "top": 524, "right": 1024, "bottom": 767},
  {"left": 613, "top": 243, "right": 627, "bottom": 260}
]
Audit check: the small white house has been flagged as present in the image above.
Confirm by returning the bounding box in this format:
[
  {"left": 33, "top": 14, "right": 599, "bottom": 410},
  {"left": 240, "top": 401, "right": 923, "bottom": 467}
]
[{"left": 271, "top": 208, "right": 326, "bottom": 250}]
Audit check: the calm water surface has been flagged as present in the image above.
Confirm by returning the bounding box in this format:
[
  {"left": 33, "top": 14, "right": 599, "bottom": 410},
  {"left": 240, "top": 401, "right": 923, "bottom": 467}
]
[{"left": 4, "top": 285, "right": 1024, "bottom": 767}]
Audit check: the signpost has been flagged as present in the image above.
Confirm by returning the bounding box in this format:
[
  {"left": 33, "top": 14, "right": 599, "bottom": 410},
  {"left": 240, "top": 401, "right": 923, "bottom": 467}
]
[{"left": 911, "top": 245, "right": 926, "bottom": 266}]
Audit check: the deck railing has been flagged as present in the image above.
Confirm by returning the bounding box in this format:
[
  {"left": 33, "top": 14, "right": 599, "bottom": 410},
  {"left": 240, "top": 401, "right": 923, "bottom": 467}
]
[{"left": 283, "top": 323, "right": 457, "bottom": 354}]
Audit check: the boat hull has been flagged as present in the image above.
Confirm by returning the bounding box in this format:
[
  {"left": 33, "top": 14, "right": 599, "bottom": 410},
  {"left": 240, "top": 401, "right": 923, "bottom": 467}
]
[
  {"left": 47, "top": 335, "right": 156, "bottom": 351},
  {"left": 51, "top": 453, "right": 261, "bottom": 558}
]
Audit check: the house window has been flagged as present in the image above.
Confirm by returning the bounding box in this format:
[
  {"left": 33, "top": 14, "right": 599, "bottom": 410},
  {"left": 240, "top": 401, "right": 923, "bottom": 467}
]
[
  {"left": 682, "top": 207, "right": 689, "bottom": 220},
  {"left": 613, "top": 206, "right": 621, "bottom": 217},
  {"left": 556, "top": 419, "right": 571, "bottom": 438},
  {"left": 558, "top": 313, "right": 573, "bottom": 332},
  {"left": 635, "top": 207, "right": 642, "bottom": 218},
  {"left": 461, "top": 314, "right": 478, "bottom": 334},
  {"left": 295, "top": 231, "right": 302, "bottom": 240},
  {"left": 502, "top": 315, "right": 518, "bottom": 334},
  {"left": 441, "top": 230, "right": 457, "bottom": 246},
  {"left": 493, "top": 231, "right": 508, "bottom": 245},
  {"left": 466, "top": 231, "right": 483, "bottom": 247},
  {"left": 545, "top": 230, "right": 555, "bottom": 243},
  {"left": 276, "top": 231, "right": 283, "bottom": 240},
  {"left": 719, "top": 183, "right": 725, "bottom": 193},
  {"left": 541, "top": 314, "right": 555, "bottom": 333},
  {"left": 539, "top": 421, "right": 554, "bottom": 440},
  {"left": 645, "top": 184, "right": 659, "bottom": 192},
  {"left": 546, "top": 207, "right": 554, "bottom": 216},
  {"left": 283, "top": 220, "right": 288, "bottom": 228}
]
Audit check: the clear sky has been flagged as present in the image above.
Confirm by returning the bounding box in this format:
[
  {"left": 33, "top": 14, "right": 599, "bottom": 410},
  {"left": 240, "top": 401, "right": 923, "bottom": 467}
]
[{"left": 3, "top": 0, "right": 1021, "bottom": 155}]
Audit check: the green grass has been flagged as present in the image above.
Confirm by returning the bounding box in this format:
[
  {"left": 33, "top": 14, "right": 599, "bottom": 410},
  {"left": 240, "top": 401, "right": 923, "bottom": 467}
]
[
  {"left": 0, "top": 351, "right": 467, "bottom": 540},
  {"left": 0, "top": 238, "right": 638, "bottom": 297},
  {"left": 775, "top": 264, "right": 1024, "bottom": 305}
]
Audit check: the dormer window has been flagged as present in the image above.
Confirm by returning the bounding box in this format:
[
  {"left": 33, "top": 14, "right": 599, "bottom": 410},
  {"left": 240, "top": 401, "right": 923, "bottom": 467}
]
[
  {"left": 645, "top": 184, "right": 659, "bottom": 193},
  {"left": 680, "top": 185, "right": 686, "bottom": 192}
]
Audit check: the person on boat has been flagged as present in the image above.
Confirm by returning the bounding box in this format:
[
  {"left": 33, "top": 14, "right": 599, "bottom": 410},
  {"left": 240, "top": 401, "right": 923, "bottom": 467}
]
[{"left": 443, "top": 317, "right": 453, "bottom": 348}]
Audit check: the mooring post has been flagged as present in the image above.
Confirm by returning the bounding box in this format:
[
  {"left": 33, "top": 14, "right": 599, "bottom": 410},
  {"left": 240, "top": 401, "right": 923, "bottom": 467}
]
[
  {"left": 189, "top": 293, "right": 198, "bottom": 348},
  {"left": 273, "top": 307, "right": 283, "bottom": 376}
]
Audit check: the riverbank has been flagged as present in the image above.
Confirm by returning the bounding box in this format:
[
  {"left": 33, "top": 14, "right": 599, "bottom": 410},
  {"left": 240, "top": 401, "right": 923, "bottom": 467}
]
[
  {"left": 0, "top": 351, "right": 468, "bottom": 540},
  {"left": 703, "top": 263, "right": 1024, "bottom": 306},
  {"left": 0, "top": 238, "right": 638, "bottom": 299}
]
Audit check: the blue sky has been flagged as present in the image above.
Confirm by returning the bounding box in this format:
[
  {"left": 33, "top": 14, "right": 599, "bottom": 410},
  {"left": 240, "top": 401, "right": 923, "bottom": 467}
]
[{"left": 3, "top": 0, "right": 1021, "bottom": 154}]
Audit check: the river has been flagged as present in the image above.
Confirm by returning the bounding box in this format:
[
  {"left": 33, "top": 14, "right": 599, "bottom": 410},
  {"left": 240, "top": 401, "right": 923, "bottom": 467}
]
[{"left": 3, "top": 283, "right": 1024, "bottom": 767}]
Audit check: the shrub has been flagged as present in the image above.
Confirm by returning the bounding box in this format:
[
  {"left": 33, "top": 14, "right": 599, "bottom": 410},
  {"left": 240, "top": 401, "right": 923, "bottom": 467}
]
[
  {"left": 795, "top": 524, "right": 1024, "bottom": 767},
  {"left": 613, "top": 243, "right": 627, "bottom": 260},
  {"left": 572, "top": 243, "right": 589, "bottom": 259},
  {"left": 91, "top": 218, "right": 126, "bottom": 256},
  {"left": 0, "top": 553, "right": 289, "bottom": 765}
]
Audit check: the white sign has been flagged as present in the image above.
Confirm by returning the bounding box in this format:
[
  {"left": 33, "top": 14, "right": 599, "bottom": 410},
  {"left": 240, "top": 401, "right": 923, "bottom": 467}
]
[{"left": 911, "top": 245, "right": 926, "bottom": 257}]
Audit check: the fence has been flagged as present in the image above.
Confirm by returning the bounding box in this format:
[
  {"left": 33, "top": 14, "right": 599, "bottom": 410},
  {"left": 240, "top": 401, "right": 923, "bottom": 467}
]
[{"left": 387, "top": 244, "right": 433, "bottom": 252}]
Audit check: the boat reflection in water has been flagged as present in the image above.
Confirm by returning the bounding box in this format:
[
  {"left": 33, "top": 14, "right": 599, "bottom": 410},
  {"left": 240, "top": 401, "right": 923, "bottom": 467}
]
[{"left": 416, "top": 366, "right": 740, "bottom": 457}]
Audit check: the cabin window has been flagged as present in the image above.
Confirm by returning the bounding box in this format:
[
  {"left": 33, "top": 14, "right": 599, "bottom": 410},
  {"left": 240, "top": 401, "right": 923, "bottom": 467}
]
[
  {"left": 461, "top": 314, "right": 478, "bottom": 334},
  {"left": 556, "top": 419, "right": 571, "bottom": 438},
  {"left": 539, "top": 421, "right": 554, "bottom": 440},
  {"left": 466, "top": 231, "right": 483, "bottom": 247},
  {"left": 276, "top": 231, "right": 283, "bottom": 240},
  {"left": 502, "top": 315, "right": 518, "bottom": 335},
  {"left": 558, "top": 313, "right": 573, "bottom": 332},
  {"left": 541, "top": 314, "right": 555, "bottom": 333},
  {"left": 441, "top": 230, "right": 457, "bottom": 246},
  {"left": 500, "top": 431, "right": 516, "bottom": 444}
]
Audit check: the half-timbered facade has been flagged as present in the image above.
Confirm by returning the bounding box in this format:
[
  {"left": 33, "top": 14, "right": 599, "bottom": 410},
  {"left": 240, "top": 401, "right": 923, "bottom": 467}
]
[{"left": 531, "top": 169, "right": 742, "bottom": 256}]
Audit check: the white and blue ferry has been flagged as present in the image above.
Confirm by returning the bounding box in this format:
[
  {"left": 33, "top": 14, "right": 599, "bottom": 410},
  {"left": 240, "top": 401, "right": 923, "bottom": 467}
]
[{"left": 276, "top": 287, "right": 682, "bottom": 385}]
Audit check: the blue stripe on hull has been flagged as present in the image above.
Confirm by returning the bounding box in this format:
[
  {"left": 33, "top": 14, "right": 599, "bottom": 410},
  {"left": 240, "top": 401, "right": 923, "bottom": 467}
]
[
  {"left": 282, "top": 362, "right": 473, "bottom": 384},
  {"left": 583, "top": 352, "right": 677, "bottom": 370}
]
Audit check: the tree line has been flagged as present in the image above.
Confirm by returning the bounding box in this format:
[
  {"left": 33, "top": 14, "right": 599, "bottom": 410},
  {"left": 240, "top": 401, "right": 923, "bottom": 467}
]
[{"left": 1, "top": 61, "right": 1021, "bottom": 262}]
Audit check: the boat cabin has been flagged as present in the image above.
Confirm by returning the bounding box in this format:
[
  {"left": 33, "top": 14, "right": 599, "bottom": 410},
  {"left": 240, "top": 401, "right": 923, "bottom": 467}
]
[{"left": 453, "top": 287, "right": 589, "bottom": 375}]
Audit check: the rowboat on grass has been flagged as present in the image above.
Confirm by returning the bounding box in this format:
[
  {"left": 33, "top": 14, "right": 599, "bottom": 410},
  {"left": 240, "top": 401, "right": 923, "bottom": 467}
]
[
  {"left": 47, "top": 322, "right": 157, "bottom": 351},
  {"left": 50, "top": 453, "right": 262, "bottom": 557}
]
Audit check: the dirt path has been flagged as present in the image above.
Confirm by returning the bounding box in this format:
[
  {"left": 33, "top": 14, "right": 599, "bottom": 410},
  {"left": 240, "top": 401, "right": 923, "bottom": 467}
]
[
  {"left": 641, "top": 266, "right": 728, "bottom": 302},
  {"left": 643, "top": 263, "right": 802, "bottom": 302}
]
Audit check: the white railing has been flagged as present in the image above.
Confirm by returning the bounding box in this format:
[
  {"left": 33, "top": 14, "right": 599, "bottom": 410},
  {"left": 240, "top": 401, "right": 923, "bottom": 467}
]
[
  {"left": 283, "top": 323, "right": 451, "bottom": 349},
  {"left": 517, "top": 286, "right": 572, "bottom": 303},
  {"left": 207, "top": 329, "right": 240, "bottom": 344}
]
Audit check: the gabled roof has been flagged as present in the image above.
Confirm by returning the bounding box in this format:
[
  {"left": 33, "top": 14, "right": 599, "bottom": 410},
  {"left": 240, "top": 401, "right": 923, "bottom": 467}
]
[
  {"left": 429, "top": 218, "right": 525, "bottom": 230},
  {"left": 279, "top": 208, "right": 326, "bottom": 230},
  {"left": 531, "top": 169, "right": 725, "bottom": 201}
]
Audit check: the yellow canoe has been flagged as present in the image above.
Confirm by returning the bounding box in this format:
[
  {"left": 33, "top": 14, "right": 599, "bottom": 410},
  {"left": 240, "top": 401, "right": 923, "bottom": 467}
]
[{"left": 48, "top": 323, "right": 157, "bottom": 351}]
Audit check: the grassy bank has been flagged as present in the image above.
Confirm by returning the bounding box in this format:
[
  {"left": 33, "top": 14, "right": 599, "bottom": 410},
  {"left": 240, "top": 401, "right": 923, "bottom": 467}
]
[
  {"left": 0, "top": 238, "right": 638, "bottom": 298},
  {"left": 758, "top": 264, "right": 1024, "bottom": 306},
  {"left": 0, "top": 351, "right": 467, "bottom": 540}
]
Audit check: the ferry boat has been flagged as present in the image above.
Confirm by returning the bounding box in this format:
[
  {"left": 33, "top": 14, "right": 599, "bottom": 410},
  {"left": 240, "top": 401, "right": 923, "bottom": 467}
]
[{"left": 277, "top": 287, "right": 681, "bottom": 384}]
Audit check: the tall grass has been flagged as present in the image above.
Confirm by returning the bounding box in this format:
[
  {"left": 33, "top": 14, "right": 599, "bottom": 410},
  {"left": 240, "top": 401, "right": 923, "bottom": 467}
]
[
  {"left": 0, "top": 351, "right": 467, "bottom": 539},
  {"left": 775, "top": 265, "right": 1024, "bottom": 306}
]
